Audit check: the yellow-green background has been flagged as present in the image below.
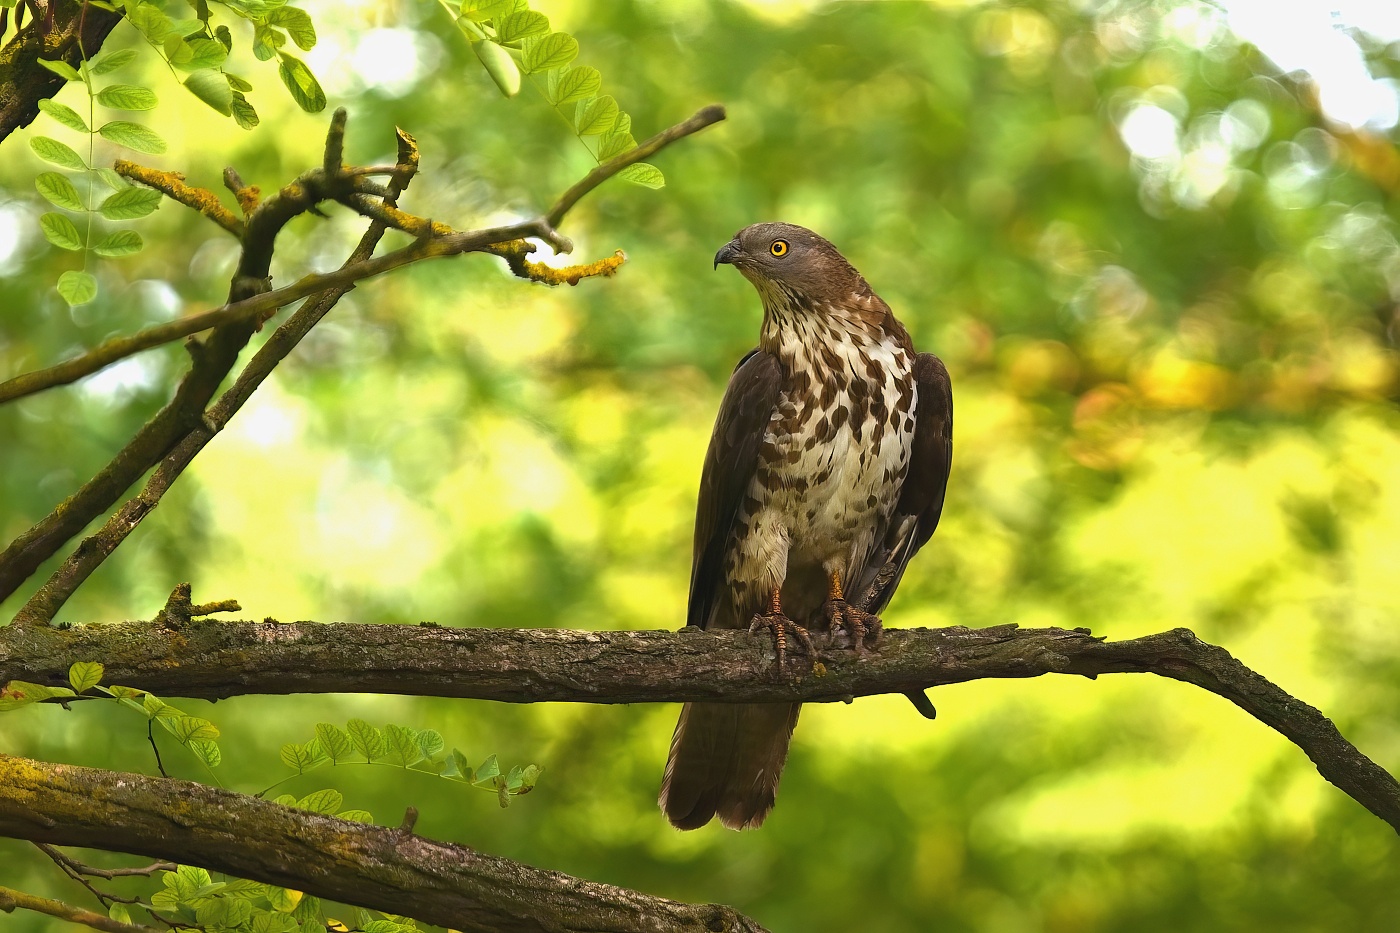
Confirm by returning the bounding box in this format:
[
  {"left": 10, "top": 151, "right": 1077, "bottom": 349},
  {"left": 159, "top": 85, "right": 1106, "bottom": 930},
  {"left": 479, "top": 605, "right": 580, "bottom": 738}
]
[{"left": 3, "top": 0, "right": 1400, "bottom": 930}]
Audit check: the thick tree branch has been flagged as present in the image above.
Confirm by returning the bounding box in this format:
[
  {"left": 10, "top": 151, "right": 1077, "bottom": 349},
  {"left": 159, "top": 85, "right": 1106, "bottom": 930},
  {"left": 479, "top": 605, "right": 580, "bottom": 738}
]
[
  {"left": 1, "top": 620, "right": 1397, "bottom": 835},
  {"left": 0, "top": 756, "right": 767, "bottom": 933}
]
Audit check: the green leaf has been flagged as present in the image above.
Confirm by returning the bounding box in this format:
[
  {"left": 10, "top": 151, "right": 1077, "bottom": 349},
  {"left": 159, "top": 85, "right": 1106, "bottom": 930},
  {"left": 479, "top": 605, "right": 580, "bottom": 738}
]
[
  {"left": 314, "top": 722, "right": 353, "bottom": 763},
  {"left": 109, "top": 904, "right": 133, "bottom": 925},
  {"left": 280, "top": 741, "right": 327, "bottom": 773},
  {"left": 337, "top": 808, "right": 373, "bottom": 823},
  {"left": 98, "top": 121, "right": 167, "bottom": 154},
  {"left": 574, "top": 94, "right": 618, "bottom": 136},
  {"left": 0, "top": 680, "right": 75, "bottom": 710},
  {"left": 188, "top": 739, "right": 222, "bottom": 768},
  {"left": 107, "top": 684, "right": 143, "bottom": 699},
  {"left": 149, "top": 888, "right": 180, "bottom": 913},
  {"left": 472, "top": 754, "right": 500, "bottom": 785},
  {"left": 266, "top": 886, "right": 302, "bottom": 913},
  {"left": 184, "top": 69, "right": 233, "bottom": 115},
  {"left": 296, "top": 788, "right": 342, "bottom": 814},
  {"left": 57, "top": 271, "right": 98, "bottom": 307},
  {"left": 90, "top": 48, "right": 138, "bottom": 75},
  {"left": 384, "top": 724, "right": 421, "bottom": 767},
  {"left": 96, "top": 84, "right": 158, "bottom": 110},
  {"left": 252, "top": 24, "right": 279, "bottom": 61},
  {"left": 253, "top": 912, "right": 297, "bottom": 933},
  {"left": 444, "top": 748, "right": 473, "bottom": 782},
  {"left": 38, "top": 99, "right": 88, "bottom": 132},
  {"left": 598, "top": 130, "right": 636, "bottom": 161},
  {"left": 169, "top": 716, "right": 220, "bottom": 743},
  {"left": 100, "top": 185, "right": 162, "bottom": 219},
  {"left": 521, "top": 32, "right": 577, "bottom": 74},
  {"left": 36, "top": 172, "right": 85, "bottom": 211},
  {"left": 94, "top": 229, "right": 143, "bottom": 257},
  {"left": 347, "top": 718, "right": 386, "bottom": 761},
  {"left": 463, "top": 0, "right": 520, "bottom": 23},
  {"left": 68, "top": 661, "right": 104, "bottom": 693},
  {"left": 221, "top": 879, "right": 269, "bottom": 899},
  {"left": 292, "top": 895, "right": 321, "bottom": 924},
  {"left": 215, "top": 24, "right": 233, "bottom": 51},
  {"left": 127, "top": 2, "right": 174, "bottom": 42},
  {"left": 416, "top": 728, "right": 445, "bottom": 760},
  {"left": 268, "top": 7, "right": 316, "bottom": 50},
  {"left": 546, "top": 65, "right": 599, "bottom": 106},
  {"left": 162, "top": 33, "right": 194, "bottom": 65},
  {"left": 30, "top": 136, "right": 87, "bottom": 170},
  {"left": 197, "top": 897, "right": 252, "bottom": 930},
  {"left": 231, "top": 93, "right": 260, "bottom": 130},
  {"left": 176, "top": 37, "right": 228, "bottom": 71},
  {"left": 277, "top": 54, "right": 325, "bottom": 112},
  {"left": 473, "top": 39, "right": 519, "bottom": 97},
  {"left": 618, "top": 162, "right": 665, "bottom": 189},
  {"left": 39, "top": 212, "right": 84, "bottom": 251},
  {"left": 143, "top": 693, "right": 175, "bottom": 718},
  {"left": 37, "top": 58, "right": 81, "bottom": 81},
  {"left": 168, "top": 16, "right": 205, "bottom": 36},
  {"left": 225, "top": 72, "right": 253, "bottom": 92},
  {"left": 520, "top": 763, "right": 543, "bottom": 791},
  {"left": 495, "top": 9, "right": 547, "bottom": 43}
]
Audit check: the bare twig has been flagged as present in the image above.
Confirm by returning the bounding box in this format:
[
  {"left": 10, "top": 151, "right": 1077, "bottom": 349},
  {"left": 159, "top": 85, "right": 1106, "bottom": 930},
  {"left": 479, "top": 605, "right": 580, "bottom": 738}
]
[
  {"left": 0, "top": 884, "right": 164, "bottom": 933},
  {"left": 2, "top": 620, "right": 1397, "bottom": 835},
  {"left": 35, "top": 844, "right": 174, "bottom": 879},
  {"left": 2, "top": 104, "right": 726, "bottom": 621},
  {"left": 0, "top": 757, "right": 768, "bottom": 933}
]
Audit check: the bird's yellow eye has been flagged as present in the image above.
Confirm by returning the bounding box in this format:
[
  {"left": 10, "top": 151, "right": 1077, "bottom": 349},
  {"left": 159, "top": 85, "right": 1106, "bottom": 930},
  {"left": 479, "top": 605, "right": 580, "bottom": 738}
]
[{"left": 770, "top": 240, "right": 789, "bottom": 257}]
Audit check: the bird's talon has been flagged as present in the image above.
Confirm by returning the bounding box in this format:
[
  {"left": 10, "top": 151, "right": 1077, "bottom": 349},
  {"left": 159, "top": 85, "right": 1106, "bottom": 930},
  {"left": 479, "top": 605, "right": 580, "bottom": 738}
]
[
  {"left": 748, "top": 610, "right": 814, "bottom": 669},
  {"left": 821, "top": 599, "right": 882, "bottom": 655}
]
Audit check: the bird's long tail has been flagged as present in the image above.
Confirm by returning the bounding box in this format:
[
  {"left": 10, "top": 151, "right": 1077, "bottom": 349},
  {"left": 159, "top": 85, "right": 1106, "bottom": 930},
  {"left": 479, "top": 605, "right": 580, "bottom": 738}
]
[{"left": 659, "top": 701, "right": 801, "bottom": 830}]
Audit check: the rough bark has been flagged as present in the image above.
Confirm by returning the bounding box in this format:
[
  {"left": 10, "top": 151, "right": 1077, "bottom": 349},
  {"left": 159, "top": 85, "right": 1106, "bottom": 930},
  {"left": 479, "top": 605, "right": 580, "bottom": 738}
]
[
  {"left": 2, "top": 619, "right": 1397, "bottom": 834},
  {"left": 0, "top": 755, "right": 766, "bottom": 933}
]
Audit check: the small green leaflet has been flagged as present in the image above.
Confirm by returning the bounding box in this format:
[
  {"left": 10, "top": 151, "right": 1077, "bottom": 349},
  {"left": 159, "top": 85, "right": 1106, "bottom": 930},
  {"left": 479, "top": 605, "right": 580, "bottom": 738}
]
[
  {"left": 35, "top": 172, "right": 85, "bottom": 211},
  {"left": 168, "top": 715, "right": 219, "bottom": 743},
  {"left": 38, "top": 99, "right": 89, "bottom": 133},
  {"left": 89, "top": 48, "right": 138, "bottom": 76},
  {"left": 278, "top": 55, "right": 326, "bottom": 112},
  {"left": 96, "top": 84, "right": 158, "bottom": 110},
  {"left": 296, "top": 788, "right": 342, "bottom": 814},
  {"left": 36, "top": 58, "right": 81, "bottom": 81},
  {"left": 280, "top": 741, "right": 327, "bottom": 773},
  {"left": 232, "top": 93, "right": 260, "bottom": 130},
  {"left": 30, "top": 136, "right": 87, "bottom": 170},
  {"left": 185, "top": 69, "right": 233, "bottom": 115},
  {"left": 39, "top": 212, "right": 84, "bottom": 250},
  {"left": 598, "top": 130, "right": 636, "bottom": 161},
  {"left": 347, "top": 718, "right": 387, "bottom": 761},
  {"left": 98, "top": 121, "right": 167, "bottom": 154},
  {"left": 618, "top": 162, "right": 664, "bottom": 189},
  {"left": 574, "top": 95, "right": 618, "bottom": 136},
  {"left": 267, "top": 7, "right": 316, "bottom": 50},
  {"left": 495, "top": 9, "right": 547, "bottom": 42},
  {"left": 68, "top": 661, "right": 104, "bottom": 693},
  {"left": 57, "top": 271, "right": 98, "bottom": 306},
  {"left": 546, "top": 65, "right": 600, "bottom": 106},
  {"left": 100, "top": 186, "right": 162, "bottom": 220},
  {"left": 93, "top": 230, "right": 144, "bottom": 258},
  {"left": 177, "top": 37, "right": 228, "bottom": 71},
  {"left": 384, "top": 723, "right": 421, "bottom": 767},
  {"left": 188, "top": 739, "right": 222, "bottom": 768},
  {"left": 314, "top": 722, "right": 353, "bottom": 763},
  {"left": 0, "top": 679, "right": 77, "bottom": 710},
  {"left": 521, "top": 32, "right": 577, "bottom": 74}
]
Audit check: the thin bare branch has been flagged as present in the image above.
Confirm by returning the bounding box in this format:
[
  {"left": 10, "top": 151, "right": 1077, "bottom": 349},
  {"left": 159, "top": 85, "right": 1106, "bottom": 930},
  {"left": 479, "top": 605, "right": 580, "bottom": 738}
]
[
  {"left": 0, "top": 756, "right": 768, "bottom": 933},
  {"left": 113, "top": 161, "right": 244, "bottom": 237},
  {"left": 2, "top": 619, "right": 1397, "bottom": 835},
  {"left": 0, "top": 884, "right": 163, "bottom": 933}
]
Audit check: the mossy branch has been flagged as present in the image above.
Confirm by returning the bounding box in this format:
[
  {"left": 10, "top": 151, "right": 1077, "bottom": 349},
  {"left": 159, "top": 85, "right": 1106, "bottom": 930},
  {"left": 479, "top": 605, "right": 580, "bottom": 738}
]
[
  {"left": 1, "top": 618, "right": 1397, "bottom": 835},
  {"left": 0, "top": 755, "right": 767, "bottom": 933}
]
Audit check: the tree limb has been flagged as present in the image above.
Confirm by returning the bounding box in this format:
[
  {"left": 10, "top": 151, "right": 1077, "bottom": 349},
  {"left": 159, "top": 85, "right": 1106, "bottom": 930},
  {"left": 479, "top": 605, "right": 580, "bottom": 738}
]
[
  {"left": 0, "top": 756, "right": 768, "bottom": 933},
  {"left": 1, "top": 620, "right": 1397, "bottom": 835},
  {"left": 0, "top": 0, "right": 122, "bottom": 142},
  {"left": 0, "top": 884, "right": 163, "bottom": 933}
]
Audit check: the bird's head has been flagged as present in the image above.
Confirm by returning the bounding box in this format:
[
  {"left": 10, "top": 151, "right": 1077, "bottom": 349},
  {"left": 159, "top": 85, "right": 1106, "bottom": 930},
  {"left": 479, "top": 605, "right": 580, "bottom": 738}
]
[{"left": 714, "top": 222, "right": 863, "bottom": 307}]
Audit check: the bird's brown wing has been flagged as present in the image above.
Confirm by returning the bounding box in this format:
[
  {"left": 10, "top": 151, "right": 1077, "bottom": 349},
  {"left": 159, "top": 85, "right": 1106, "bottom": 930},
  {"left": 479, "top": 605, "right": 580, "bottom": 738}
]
[
  {"left": 688, "top": 348, "right": 783, "bottom": 630},
  {"left": 856, "top": 352, "right": 953, "bottom": 614}
]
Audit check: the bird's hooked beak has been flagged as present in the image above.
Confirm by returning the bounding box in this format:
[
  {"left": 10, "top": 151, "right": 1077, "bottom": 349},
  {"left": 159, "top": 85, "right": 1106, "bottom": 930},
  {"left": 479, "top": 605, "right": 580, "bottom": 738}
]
[{"left": 713, "top": 239, "right": 741, "bottom": 270}]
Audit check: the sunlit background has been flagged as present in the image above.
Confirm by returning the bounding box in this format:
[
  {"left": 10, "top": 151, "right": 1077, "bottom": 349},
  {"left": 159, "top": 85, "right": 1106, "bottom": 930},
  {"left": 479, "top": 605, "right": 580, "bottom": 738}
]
[{"left": 3, "top": 0, "right": 1400, "bottom": 930}]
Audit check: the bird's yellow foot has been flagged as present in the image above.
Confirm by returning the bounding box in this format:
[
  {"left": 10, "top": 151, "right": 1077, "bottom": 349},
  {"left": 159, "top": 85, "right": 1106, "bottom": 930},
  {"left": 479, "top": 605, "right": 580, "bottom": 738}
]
[
  {"left": 821, "top": 599, "right": 882, "bottom": 657},
  {"left": 748, "top": 602, "right": 815, "bottom": 670}
]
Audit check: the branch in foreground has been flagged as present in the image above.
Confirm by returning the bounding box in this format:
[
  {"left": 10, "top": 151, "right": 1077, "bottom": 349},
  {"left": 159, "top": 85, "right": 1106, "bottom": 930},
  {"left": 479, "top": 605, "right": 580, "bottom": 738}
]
[
  {"left": 0, "top": 756, "right": 767, "bottom": 933},
  {"left": 0, "top": 884, "right": 162, "bottom": 933},
  {"left": 2, "top": 620, "right": 1396, "bottom": 834}
]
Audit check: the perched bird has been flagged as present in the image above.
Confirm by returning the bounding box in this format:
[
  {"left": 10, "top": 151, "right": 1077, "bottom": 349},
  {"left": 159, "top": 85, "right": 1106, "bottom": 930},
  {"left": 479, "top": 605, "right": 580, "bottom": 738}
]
[{"left": 659, "top": 222, "right": 953, "bottom": 831}]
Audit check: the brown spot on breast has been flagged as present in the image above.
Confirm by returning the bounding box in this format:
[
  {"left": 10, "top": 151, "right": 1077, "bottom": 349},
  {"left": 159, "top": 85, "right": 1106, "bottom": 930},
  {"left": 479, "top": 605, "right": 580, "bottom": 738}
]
[{"left": 831, "top": 406, "right": 849, "bottom": 431}]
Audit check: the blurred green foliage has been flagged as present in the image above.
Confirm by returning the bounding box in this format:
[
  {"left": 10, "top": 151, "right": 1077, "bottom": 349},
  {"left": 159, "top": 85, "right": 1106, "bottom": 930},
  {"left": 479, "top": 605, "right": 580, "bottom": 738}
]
[{"left": 2, "top": 1, "right": 1400, "bottom": 931}]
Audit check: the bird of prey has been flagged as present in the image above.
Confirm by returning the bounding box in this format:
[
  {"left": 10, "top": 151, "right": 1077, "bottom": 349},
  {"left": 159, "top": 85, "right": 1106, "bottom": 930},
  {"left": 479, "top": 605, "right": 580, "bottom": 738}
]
[{"left": 659, "top": 222, "right": 953, "bottom": 831}]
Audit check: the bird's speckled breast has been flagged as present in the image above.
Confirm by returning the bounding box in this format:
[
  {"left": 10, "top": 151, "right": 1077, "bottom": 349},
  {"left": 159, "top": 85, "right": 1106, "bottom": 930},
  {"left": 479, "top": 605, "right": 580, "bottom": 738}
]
[{"left": 722, "top": 301, "right": 917, "bottom": 622}]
